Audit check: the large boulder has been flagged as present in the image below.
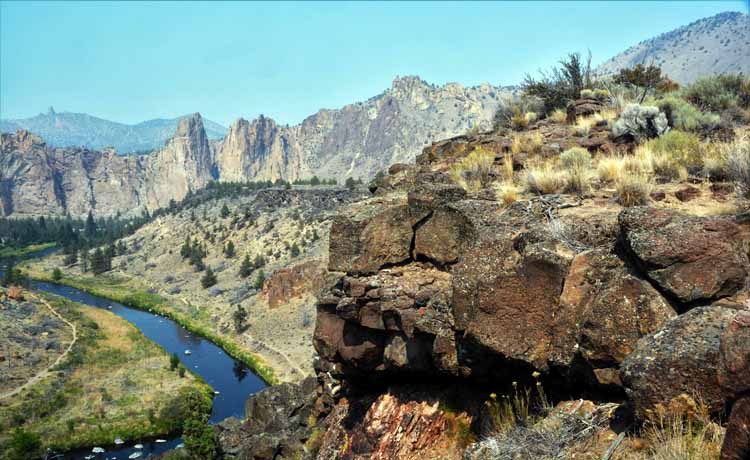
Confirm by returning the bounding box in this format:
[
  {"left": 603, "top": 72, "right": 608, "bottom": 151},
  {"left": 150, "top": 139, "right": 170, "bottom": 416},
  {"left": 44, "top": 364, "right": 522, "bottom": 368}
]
[
  {"left": 719, "top": 309, "right": 750, "bottom": 401},
  {"left": 566, "top": 98, "right": 606, "bottom": 124},
  {"left": 620, "top": 306, "right": 737, "bottom": 418},
  {"left": 619, "top": 207, "right": 749, "bottom": 303},
  {"left": 721, "top": 397, "right": 750, "bottom": 460},
  {"left": 216, "top": 377, "right": 319, "bottom": 460},
  {"left": 553, "top": 249, "right": 676, "bottom": 379},
  {"left": 452, "top": 237, "right": 573, "bottom": 371},
  {"left": 328, "top": 199, "right": 429, "bottom": 275}
]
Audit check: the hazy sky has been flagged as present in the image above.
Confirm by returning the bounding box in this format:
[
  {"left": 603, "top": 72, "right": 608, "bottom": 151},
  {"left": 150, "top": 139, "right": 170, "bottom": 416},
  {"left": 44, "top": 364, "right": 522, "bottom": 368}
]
[{"left": 1, "top": 1, "right": 746, "bottom": 126}]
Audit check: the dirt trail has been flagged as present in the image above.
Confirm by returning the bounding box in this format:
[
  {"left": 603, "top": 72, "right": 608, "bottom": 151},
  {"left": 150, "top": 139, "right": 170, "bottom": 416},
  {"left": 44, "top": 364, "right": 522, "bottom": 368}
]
[{"left": 0, "top": 293, "right": 78, "bottom": 400}]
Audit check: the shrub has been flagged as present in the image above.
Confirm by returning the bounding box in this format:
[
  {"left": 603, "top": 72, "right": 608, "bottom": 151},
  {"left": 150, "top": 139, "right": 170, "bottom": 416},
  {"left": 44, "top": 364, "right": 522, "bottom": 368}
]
[
  {"left": 525, "top": 163, "right": 566, "bottom": 195},
  {"left": 647, "top": 130, "right": 704, "bottom": 174},
  {"left": 615, "top": 173, "right": 653, "bottom": 207},
  {"left": 510, "top": 110, "right": 529, "bottom": 130},
  {"left": 572, "top": 116, "right": 596, "bottom": 137},
  {"left": 521, "top": 52, "right": 595, "bottom": 113},
  {"left": 450, "top": 148, "right": 495, "bottom": 191},
  {"left": 655, "top": 96, "right": 720, "bottom": 132},
  {"left": 683, "top": 73, "right": 750, "bottom": 112},
  {"left": 727, "top": 136, "right": 750, "bottom": 201},
  {"left": 560, "top": 147, "right": 591, "bottom": 193},
  {"left": 611, "top": 104, "right": 669, "bottom": 141},
  {"left": 52, "top": 267, "right": 63, "bottom": 281},
  {"left": 493, "top": 96, "right": 545, "bottom": 130},
  {"left": 613, "top": 63, "right": 670, "bottom": 103},
  {"left": 6, "top": 429, "right": 41, "bottom": 460}
]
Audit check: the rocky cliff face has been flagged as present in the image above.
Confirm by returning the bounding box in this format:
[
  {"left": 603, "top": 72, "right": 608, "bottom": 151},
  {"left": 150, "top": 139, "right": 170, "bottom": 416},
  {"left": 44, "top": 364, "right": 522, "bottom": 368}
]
[
  {"left": 2, "top": 78, "right": 509, "bottom": 217},
  {"left": 598, "top": 11, "right": 750, "bottom": 83},
  {"left": 0, "top": 113, "right": 214, "bottom": 217}
]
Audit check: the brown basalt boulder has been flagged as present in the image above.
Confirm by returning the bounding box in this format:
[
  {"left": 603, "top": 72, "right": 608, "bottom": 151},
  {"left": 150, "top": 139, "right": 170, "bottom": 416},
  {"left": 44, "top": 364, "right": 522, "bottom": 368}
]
[
  {"left": 452, "top": 237, "right": 573, "bottom": 371},
  {"left": 675, "top": 185, "right": 702, "bottom": 202},
  {"left": 328, "top": 199, "right": 429, "bottom": 275},
  {"left": 721, "top": 397, "right": 750, "bottom": 460},
  {"left": 414, "top": 206, "right": 477, "bottom": 266},
  {"left": 566, "top": 98, "right": 606, "bottom": 124},
  {"left": 719, "top": 309, "right": 750, "bottom": 401},
  {"left": 620, "top": 306, "right": 737, "bottom": 419},
  {"left": 554, "top": 249, "right": 676, "bottom": 371},
  {"left": 619, "top": 207, "right": 749, "bottom": 303}
]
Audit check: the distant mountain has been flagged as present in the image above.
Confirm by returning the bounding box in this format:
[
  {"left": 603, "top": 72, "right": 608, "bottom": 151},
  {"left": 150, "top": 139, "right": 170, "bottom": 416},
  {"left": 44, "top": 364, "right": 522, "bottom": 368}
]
[
  {"left": 0, "top": 108, "right": 226, "bottom": 154},
  {"left": 598, "top": 11, "right": 750, "bottom": 83}
]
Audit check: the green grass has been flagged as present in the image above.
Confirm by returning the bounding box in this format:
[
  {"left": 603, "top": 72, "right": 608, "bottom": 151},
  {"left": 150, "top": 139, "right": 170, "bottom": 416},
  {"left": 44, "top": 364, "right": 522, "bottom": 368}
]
[
  {"left": 0, "top": 242, "right": 57, "bottom": 259},
  {"left": 26, "top": 270, "right": 278, "bottom": 385}
]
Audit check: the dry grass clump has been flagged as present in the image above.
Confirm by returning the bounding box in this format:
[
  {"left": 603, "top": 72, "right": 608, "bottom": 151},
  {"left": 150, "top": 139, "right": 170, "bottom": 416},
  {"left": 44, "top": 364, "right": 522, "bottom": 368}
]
[
  {"left": 494, "top": 182, "right": 521, "bottom": 207},
  {"left": 550, "top": 109, "right": 567, "bottom": 124},
  {"left": 511, "top": 109, "right": 530, "bottom": 130},
  {"left": 525, "top": 162, "right": 566, "bottom": 195},
  {"left": 573, "top": 116, "right": 596, "bottom": 137},
  {"left": 560, "top": 147, "right": 592, "bottom": 194},
  {"left": 616, "top": 397, "right": 724, "bottom": 460},
  {"left": 727, "top": 135, "right": 750, "bottom": 201},
  {"left": 615, "top": 172, "right": 653, "bottom": 207},
  {"left": 597, "top": 155, "right": 625, "bottom": 183},
  {"left": 451, "top": 148, "right": 496, "bottom": 191},
  {"left": 511, "top": 132, "right": 544, "bottom": 156},
  {"left": 594, "top": 108, "right": 618, "bottom": 125}
]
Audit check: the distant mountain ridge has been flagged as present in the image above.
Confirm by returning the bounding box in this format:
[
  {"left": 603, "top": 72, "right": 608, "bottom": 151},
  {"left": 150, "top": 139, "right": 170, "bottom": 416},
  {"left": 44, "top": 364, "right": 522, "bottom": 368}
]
[
  {"left": 0, "top": 108, "right": 227, "bottom": 154},
  {"left": 597, "top": 11, "right": 750, "bottom": 83}
]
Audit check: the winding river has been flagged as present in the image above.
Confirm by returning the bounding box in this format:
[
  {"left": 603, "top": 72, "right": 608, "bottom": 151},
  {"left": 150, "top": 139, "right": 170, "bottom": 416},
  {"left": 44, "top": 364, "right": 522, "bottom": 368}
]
[{"left": 4, "top": 247, "right": 267, "bottom": 459}]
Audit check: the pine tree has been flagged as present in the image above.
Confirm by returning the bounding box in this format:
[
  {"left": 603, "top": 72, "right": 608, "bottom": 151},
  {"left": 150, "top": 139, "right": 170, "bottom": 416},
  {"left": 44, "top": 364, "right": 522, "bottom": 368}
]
[
  {"left": 239, "top": 254, "right": 253, "bottom": 278},
  {"left": 220, "top": 204, "right": 230, "bottom": 218},
  {"left": 201, "top": 266, "right": 217, "bottom": 289},
  {"left": 85, "top": 210, "right": 97, "bottom": 238},
  {"left": 224, "top": 240, "right": 236, "bottom": 258},
  {"left": 252, "top": 269, "right": 265, "bottom": 290},
  {"left": 232, "top": 305, "right": 248, "bottom": 333},
  {"left": 181, "top": 236, "right": 192, "bottom": 259},
  {"left": 290, "top": 242, "right": 300, "bottom": 257},
  {"left": 80, "top": 250, "right": 89, "bottom": 272}
]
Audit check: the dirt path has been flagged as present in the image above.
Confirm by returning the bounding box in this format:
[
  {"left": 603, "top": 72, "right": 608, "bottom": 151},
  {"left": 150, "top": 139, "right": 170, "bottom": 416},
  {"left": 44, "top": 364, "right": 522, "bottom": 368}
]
[{"left": 0, "top": 293, "right": 78, "bottom": 400}]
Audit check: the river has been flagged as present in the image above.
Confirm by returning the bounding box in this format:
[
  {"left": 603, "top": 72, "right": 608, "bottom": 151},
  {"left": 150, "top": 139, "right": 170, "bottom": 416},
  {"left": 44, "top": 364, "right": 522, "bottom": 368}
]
[{"left": 3, "top": 247, "right": 267, "bottom": 459}]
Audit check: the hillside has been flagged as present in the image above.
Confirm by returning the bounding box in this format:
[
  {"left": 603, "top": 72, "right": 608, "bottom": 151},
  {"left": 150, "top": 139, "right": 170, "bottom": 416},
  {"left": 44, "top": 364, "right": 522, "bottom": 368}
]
[
  {"left": 0, "top": 108, "right": 227, "bottom": 154},
  {"left": 598, "top": 11, "right": 750, "bottom": 83}
]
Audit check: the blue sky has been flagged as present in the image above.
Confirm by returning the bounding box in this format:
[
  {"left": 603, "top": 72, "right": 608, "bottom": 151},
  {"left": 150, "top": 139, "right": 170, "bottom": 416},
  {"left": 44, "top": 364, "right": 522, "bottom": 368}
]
[{"left": 0, "top": 1, "right": 746, "bottom": 126}]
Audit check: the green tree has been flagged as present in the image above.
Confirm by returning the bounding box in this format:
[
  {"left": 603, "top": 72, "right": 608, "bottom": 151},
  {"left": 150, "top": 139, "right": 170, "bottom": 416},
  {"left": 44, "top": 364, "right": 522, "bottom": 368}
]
[
  {"left": 90, "top": 248, "right": 111, "bottom": 275},
  {"left": 181, "top": 236, "right": 192, "bottom": 259},
  {"left": 201, "top": 266, "right": 217, "bottom": 289},
  {"left": 183, "top": 416, "right": 216, "bottom": 460},
  {"left": 178, "top": 365, "right": 186, "bottom": 378},
  {"left": 613, "top": 63, "right": 668, "bottom": 103},
  {"left": 290, "top": 242, "right": 300, "bottom": 257},
  {"left": 233, "top": 305, "right": 248, "bottom": 333},
  {"left": 220, "top": 204, "right": 230, "bottom": 218},
  {"left": 239, "top": 254, "right": 253, "bottom": 278},
  {"left": 7, "top": 428, "right": 41, "bottom": 460},
  {"left": 84, "top": 210, "right": 97, "bottom": 238},
  {"left": 170, "top": 352, "right": 180, "bottom": 371},
  {"left": 52, "top": 267, "right": 63, "bottom": 281},
  {"left": 252, "top": 269, "right": 265, "bottom": 290},
  {"left": 80, "top": 249, "right": 89, "bottom": 272},
  {"left": 224, "top": 240, "right": 235, "bottom": 258}
]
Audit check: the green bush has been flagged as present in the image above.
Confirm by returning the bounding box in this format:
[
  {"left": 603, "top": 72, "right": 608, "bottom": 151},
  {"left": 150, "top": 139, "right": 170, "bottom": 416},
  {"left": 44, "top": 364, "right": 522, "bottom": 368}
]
[
  {"left": 647, "top": 130, "right": 704, "bottom": 174},
  {"left": 560, "top": 147, "right": 591, "bottom": 170},
  {"left": 655, "top": 96, "right": 720, "bottom": 132},
  {"left": 683, "top": 74, "right": 750, "bottom": 112}
]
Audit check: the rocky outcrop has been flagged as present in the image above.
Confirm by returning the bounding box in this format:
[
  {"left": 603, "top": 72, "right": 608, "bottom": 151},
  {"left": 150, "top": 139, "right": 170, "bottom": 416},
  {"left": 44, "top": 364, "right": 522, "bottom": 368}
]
[
  {"left": 216, "top": 377, "right": 320, "bottom": 460},
  {"left": 721, "top": 396, "right": 750, "bottom": 460},
  {"left": 620, "top": 306, "right": 737, "bottom": 418},
  {"left": 262, "top": 260, "right": 328, "bottom": 309},
  {"left": 566, "top": 97, "right": 605, "bottom": 123},
  {"left": 619, "top": 207, "right": 750, "bottom": 303}
]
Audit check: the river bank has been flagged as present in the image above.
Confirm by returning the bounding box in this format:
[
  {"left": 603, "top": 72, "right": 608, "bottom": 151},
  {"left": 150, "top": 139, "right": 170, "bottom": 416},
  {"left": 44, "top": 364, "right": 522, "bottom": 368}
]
[
  {"left": 0, "top": 290, "right": 212, "bottom": 455},
  {"left": 0, "top": 242, "right": 57, "bottom": 259},
  {"left": 21, "top": 265, "right": 279, "bottom": 385}
]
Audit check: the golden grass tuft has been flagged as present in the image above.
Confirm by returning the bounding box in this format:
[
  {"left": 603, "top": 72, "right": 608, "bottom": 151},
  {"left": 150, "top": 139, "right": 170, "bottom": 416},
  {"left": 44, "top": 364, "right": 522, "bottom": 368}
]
[
  {"left": 560, "top": 147, "right": 592, "bottom": 194},
  {"left": 525, "top": 162, "right": 566, "bottom": 195},
  {"left": 597, "top": 155, "right": 625, "bottom": 183},
  {"left": 450, "top": 148, "right": 496, "bottom": 191},
  {"left": 494, "top": 182, "right": 521, "bottom": 207},
  {"left": 615, "top": 172, "right": 653, "bottom": 207},
  {"left": 550, "top": 108, "right": 568, "bottom": 124},
  {"left": 511, "top": 132, "right": 544, "bottom": 156},
  {"left": 573, "top": 116, "right": 596, "bottom": 137}
]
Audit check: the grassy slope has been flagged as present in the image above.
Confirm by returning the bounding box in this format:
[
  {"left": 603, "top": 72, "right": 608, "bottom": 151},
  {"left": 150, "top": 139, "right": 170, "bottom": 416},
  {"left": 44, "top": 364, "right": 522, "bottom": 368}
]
[
  {"left": 0, "top": 293, "right": 212, "bottom": 452},
  {"left": 0, "top": 242, "right": 57, "bottom": 259},
  {"left": 21, "top": 265, "right": 278, "bottom": 384}
]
